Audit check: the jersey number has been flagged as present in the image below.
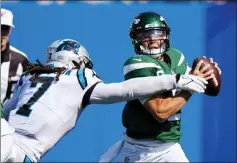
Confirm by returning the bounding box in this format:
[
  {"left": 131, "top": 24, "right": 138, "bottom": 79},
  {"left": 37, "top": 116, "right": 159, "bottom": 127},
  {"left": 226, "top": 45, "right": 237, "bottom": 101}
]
[{"left": 16, "top": 77, "right": 54, "bottom": 117}]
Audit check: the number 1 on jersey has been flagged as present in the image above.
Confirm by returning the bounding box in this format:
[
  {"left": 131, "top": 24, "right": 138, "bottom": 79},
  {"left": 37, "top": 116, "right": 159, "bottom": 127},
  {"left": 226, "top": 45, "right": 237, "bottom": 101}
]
[{"left": 16, "top": 77, "right": 55, "bottom": 117}]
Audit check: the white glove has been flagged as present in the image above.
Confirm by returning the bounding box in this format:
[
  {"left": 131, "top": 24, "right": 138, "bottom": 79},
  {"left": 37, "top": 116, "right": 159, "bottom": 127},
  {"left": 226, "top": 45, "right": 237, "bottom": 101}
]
[{"left": 176, "top": 74, "right": 207, "bottom": 94}]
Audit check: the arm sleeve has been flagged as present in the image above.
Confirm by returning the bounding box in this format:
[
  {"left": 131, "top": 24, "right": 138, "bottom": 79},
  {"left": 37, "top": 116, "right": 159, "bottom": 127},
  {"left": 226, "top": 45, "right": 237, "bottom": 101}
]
[{"left": 82, "top": 74, "right": 177, "bottom": 107}]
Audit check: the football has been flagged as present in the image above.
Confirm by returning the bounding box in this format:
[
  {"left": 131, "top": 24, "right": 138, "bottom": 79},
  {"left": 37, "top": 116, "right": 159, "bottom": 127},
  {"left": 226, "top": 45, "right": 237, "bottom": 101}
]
[{"left": 191, "top": 57, "right": 221, "bottom": 96}]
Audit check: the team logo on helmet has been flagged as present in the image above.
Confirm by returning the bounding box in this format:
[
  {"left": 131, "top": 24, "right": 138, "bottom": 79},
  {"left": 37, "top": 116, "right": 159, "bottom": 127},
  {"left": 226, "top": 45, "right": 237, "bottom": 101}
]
[
  {"left": 56, "top": 40, "right": 81, "bottom": 55},
  {"left": 133, "top": 18, "right": 140, "bottom": 24}
]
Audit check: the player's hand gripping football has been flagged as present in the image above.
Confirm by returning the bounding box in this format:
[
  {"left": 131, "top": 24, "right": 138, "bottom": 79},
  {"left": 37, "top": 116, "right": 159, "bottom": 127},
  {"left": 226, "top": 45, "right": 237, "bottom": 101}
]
[
  {"left": 190, "top": 56, "right": 221, "bottom": 80},
  {"left": 203, "top": 56, "right": 222, "bottom": 74},
  {"left": 176, "top": 74, "right": 208, "bottom": 93}
]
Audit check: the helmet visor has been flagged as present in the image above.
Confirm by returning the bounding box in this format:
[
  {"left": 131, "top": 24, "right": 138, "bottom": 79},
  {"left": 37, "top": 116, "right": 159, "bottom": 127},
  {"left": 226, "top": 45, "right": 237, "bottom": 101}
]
[
  {"left": 136, "top": 29, "right": 167, "bottom": 42},
  {"left": 136, "top": 29, "right": 168, "bottom": 51}
]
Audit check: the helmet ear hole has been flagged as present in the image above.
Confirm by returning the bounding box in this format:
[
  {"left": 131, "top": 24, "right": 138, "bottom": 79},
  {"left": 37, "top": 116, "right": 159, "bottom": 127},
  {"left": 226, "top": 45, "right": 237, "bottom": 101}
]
[{"left": 129, "top": 29, "right": 136, "bottom": 39}]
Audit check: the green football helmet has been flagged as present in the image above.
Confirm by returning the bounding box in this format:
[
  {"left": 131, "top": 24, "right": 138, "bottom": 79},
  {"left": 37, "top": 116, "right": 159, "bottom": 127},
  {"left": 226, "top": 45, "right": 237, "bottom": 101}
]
[{"left": 129, "top": 12, "right": 171, "bottom": 57}]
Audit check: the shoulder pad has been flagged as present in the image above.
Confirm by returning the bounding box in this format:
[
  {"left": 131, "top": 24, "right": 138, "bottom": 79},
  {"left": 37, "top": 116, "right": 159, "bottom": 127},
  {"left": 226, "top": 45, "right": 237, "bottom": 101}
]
[
  {"left": 166, "top": 48, "right": 184, "bottom": 57},
  {"left": 124, "top": 55, "right": 158, "bottom": 66},
  {"left": 166, "top": 48, "right": 185, "bottom": 67}
]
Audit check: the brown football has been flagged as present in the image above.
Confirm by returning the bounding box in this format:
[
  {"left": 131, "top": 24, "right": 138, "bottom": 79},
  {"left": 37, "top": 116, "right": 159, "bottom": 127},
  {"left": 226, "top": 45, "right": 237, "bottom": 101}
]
[{"left": 191, "top": 57, "right": 221, "bottom": 96}]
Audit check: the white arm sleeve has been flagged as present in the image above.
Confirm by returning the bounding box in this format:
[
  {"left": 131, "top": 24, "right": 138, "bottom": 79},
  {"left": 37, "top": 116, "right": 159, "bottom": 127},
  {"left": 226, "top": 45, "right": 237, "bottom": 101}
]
[{"left": 81, "top": 74, "right": 177, "bottom": 106}]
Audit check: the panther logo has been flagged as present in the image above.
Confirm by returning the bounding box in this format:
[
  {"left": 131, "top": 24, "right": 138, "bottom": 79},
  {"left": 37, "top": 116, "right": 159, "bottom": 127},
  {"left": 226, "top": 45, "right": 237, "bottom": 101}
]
[{"left": 57, "top": 40, "right": 81, "bottom": 55}]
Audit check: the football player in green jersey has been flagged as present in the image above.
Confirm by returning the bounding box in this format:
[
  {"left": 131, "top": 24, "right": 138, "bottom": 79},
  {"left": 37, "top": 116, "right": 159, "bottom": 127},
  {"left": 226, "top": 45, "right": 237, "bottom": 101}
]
[{"left": 99, "top": 12, "right": 221, "bottom": 162}]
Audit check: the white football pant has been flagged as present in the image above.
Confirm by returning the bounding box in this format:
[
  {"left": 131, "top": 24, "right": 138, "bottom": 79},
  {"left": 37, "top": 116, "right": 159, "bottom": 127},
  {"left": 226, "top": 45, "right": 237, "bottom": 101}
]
[
  {"left": 118, "top": 134, "right": 189, "bottom": 162},
  {"left": 1, "top": 118, "right": 14, "bottom": 162},
  {"left": 1, "top": 118, "right": 29, "bottom": 162}
]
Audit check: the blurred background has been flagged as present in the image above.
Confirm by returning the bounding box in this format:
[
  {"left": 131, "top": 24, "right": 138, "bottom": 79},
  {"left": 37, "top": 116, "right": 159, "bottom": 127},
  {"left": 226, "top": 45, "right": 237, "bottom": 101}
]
[{"left": 2, "top": 1, "right": 236, "bottom": 162}]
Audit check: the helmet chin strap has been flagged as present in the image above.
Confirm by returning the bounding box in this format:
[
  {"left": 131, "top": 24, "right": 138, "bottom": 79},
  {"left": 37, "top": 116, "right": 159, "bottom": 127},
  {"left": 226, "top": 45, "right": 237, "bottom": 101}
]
[{"left": 138, "top": 44, "right": 166, "bottom": 58}]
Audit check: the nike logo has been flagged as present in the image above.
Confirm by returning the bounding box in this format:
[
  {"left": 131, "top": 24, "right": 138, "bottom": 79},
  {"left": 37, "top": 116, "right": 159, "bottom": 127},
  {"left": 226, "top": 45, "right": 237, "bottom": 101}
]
[
  {"left": 181, "top": 76, "right": 193, "bottom": 85},
  {"left": 133, "top": 58, "right": 142, "bottom": 62}
]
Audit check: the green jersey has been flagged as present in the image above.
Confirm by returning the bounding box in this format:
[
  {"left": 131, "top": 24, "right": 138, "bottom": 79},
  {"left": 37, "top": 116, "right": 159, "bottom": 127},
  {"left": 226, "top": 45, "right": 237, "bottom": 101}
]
[
  {"left": 122, "top": 48, "right": 188, "bottom": 142},
  {"left": 1, "top": 103, "right": 4, "bottom": 119}
]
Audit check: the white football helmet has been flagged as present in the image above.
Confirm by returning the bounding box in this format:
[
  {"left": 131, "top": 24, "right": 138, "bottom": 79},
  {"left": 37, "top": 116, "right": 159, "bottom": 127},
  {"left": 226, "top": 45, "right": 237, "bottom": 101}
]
[{"left": 46, "top": 39, "right": 93, "bottom": 69}]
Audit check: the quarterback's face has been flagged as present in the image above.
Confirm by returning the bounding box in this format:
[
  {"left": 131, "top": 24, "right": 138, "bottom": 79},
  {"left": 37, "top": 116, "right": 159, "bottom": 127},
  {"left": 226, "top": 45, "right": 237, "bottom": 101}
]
[{"left": 137, "top": 30, "right": 166, "bottom": 50}]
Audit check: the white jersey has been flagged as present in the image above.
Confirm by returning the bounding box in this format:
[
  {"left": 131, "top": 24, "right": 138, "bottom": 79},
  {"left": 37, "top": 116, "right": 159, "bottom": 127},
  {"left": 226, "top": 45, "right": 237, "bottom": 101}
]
[{"left": 5, "top": 68, "right": 101, "bottom": 162}]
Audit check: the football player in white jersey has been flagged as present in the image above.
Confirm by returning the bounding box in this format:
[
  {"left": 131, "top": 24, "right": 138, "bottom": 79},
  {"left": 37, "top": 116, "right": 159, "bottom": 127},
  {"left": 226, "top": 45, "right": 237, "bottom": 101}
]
[{"left": 2, "top": 39, "right": 207, "bottom": 162}]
